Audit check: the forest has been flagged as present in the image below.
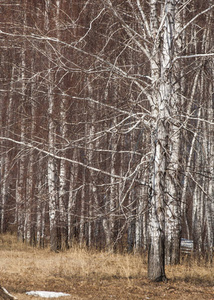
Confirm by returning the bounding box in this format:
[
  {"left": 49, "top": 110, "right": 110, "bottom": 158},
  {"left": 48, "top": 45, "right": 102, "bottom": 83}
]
[{"left": 0, "top": 0, "right": 213, "bottom": 282}]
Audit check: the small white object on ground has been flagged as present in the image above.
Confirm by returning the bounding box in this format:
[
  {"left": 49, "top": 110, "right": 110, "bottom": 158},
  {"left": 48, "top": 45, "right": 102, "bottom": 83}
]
[{"left": 26, "top": 291, "right": 71, "bottom": 298}]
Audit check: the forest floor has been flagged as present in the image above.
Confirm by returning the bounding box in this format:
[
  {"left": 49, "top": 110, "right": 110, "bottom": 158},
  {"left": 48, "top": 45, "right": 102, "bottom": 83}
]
[{"left": 0, "top": 234, "right": 213, "bottom": 300}]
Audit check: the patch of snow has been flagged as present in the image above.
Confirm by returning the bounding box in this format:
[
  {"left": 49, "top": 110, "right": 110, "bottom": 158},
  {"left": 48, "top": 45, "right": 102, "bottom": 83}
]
[{"left": 26, "top": 291, "right": 71, "bottom": 298}]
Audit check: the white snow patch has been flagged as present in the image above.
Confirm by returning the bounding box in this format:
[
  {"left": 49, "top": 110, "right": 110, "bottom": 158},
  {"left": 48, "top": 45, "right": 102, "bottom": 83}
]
[{"left": 26, "top": 291, "right": 71, "bottom": 298}]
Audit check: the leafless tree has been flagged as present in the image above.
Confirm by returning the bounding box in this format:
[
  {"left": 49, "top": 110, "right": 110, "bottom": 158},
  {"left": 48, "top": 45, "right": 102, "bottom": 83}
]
[{"left": 0, "top": 0, "right": 213, "bottom": 281}]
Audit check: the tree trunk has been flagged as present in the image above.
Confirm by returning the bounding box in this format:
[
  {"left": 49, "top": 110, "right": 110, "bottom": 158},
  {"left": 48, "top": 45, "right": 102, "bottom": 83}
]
[
  {"left": 148, "top": 115, "right": 168, "bottom": 282},
  {"left": 68, "top": 149, "right": 78, "bottom": 247},
  {"left": 165, "top": 124, "right": 181, "bottom": 265},
  {"left": 45, "top": 0, "right": 59, "bottom": 252},
  {"left": 58, "top": 99, "right": 68, "bottom": 249},
  {"left": 47, "top": 116, "right": 58, "bottom": 251},
  {"left": 1, "top": 65, "right": 14, "bottom": 233},
  {"left": 147, "top": 0, "right": 177, "bottom": 281},
  {"left": 16, "top": 24, "right": 27, "bottom": 242}
]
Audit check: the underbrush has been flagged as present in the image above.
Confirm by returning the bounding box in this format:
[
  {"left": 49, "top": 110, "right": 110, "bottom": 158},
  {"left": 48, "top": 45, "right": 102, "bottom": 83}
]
[{"left": 0, "top": 233, "right": 213, "bottom": 294}]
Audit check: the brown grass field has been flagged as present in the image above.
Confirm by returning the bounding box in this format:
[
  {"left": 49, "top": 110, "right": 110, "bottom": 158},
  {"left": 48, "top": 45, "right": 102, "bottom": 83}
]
[{"left": 0, "top": 234, "right": 213, "bottom": 300}]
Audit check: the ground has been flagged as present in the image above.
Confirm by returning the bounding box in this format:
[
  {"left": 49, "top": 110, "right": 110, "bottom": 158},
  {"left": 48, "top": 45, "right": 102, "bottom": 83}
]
[
  {"left": 9, "top": 276, "right": 214, "bottom": 300},
  {"left": 0, "top": 235, "right": 213, "bottom": 300}
]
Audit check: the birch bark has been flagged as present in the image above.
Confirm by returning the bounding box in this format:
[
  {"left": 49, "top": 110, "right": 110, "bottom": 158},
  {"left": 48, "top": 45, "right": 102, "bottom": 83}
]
[
  {"left": 45, "top": 0, "right": 59, "bottom": 251},
  {"left": 36, "top": 155, "right": 46, "bottom": 248},
  {"left": 148, "top": 0, "right": 177, "bottom": 281},
  {"left": 24, "top": 103, "right": 35, "bottom": 243},
  {"left": 58, "top": 98, "right": 68, "bottom": 249},
  {"left": 16, "top": 6, "right": 27, "bottom": 241}
]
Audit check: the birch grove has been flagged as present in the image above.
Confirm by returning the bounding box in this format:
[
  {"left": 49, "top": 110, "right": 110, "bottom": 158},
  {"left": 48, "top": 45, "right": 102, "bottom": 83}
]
[{"left": 0, "top": 0, "right": 213, "bottom": 281}]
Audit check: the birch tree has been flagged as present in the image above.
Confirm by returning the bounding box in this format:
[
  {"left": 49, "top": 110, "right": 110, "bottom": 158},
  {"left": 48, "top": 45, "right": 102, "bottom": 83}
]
[{"left": 0, "top": 0, "right": 213, "bottom": 281}]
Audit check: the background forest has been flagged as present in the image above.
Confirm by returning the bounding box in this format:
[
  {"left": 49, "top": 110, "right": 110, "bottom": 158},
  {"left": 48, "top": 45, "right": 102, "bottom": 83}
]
[{"left": 0, "top": 0, "right": 213, "bottom": 282}]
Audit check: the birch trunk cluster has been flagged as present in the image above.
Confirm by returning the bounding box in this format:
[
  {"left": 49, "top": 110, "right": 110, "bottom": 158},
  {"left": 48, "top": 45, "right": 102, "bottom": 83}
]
[{"left": 0, "top": 0, "right": 213, "bottom": 281}]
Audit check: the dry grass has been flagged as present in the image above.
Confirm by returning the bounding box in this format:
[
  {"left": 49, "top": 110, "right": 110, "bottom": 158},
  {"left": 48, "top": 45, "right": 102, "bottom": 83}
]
[{"left": 0, "top": 234, "right": 213, "bottom": 300}]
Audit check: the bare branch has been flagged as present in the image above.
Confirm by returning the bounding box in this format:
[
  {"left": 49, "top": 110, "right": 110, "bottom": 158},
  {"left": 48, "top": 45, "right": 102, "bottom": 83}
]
[{"left": 0, "top": 136, "right": 149, "bottom": 185}]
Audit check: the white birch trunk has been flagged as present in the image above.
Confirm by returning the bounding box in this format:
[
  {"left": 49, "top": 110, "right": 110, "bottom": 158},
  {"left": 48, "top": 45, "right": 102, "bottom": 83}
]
[
  {"left": 86, "top": 80, "right": 96, "bottom": 248},
  {"left": 54, "top": 0, "right": 69, "bottom": 250},
  {"left": 59, "top": 98, "right": 68, "bottom": 249},
  {"left": 48, "top": 136, "right": 58, "bottom": 251},
  {"left": 148, "top": 114, "right": 168, "bottom": 281},
  {"left": 36, "top": 178, "right": 43, "bottom": 247},
  {"left": 148, "top": 0, "right": 178, "bottom": 280},
  {"left": 164, "top": 9, "right": 182, "bottom": 261},
  {"left": 17, "top": 10, "right": 27, "bottom": 241},
  {"left": 45, "top": 0, "right": 58, "bottom": 251},
  {"left": 47, "top": 99, "right": 58, "bottom": 251},
  {"left": 24, "top": 66, "right": 36, "bottom": 244},
  {"left": 16, "top": 114, "right": 25, "bottom": 242},
  {"left": 79, "top": 172, "right": 85, "bottom": 247},
  {"left": 108, "top": 125, "right": 118, "bottom": 250},
  {"left": 36, "top": 155, "right": 46, "bottom": 248},
  {"left": 24, "top": 137, "right": 34, "bottom": 243},
  {"left": 165, "top": 125, "right": 181, "bottom": 265}
]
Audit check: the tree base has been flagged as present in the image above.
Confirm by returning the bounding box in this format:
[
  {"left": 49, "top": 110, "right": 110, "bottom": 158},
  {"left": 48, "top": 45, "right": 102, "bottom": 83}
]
[
  {"left": 0, "top": 286, "right": 17, "bottom": 300},
  {"left": 154, "top": 275, "right": 168, "bottom": 283}
]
